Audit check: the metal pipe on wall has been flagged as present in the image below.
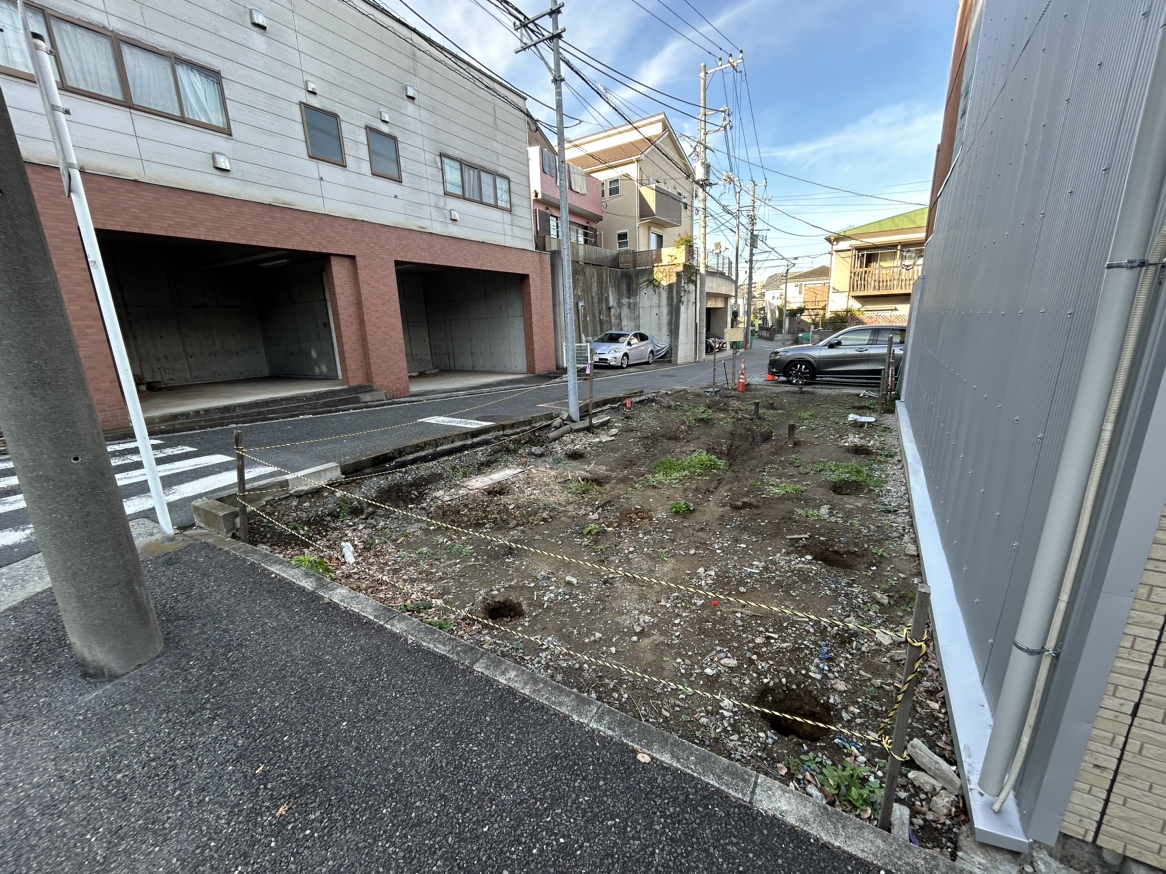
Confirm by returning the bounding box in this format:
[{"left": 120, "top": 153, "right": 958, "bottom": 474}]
[{"left": 979, "top": 25, "right": 1166, "bottom": 797}]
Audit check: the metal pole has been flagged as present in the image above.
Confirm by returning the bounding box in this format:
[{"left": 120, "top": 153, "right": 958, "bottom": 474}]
[
  {"left": 698, "top": 62, "right": 708, "bottom": 274},
  {"left": 234, "top": 430, "right": 249, "bottom": 544},
  {"left": 745, "top": 181, "right": 757, "bottom": 349},
  {"left": 26, "top": 33, "right": 173, "bottom": 534},
  {"left": 879, "top": 336, "right": 893, "bottom": 414},
  {"left": 0, "top": 86, "right": 163, "bottom": 679},
  {"left": 587, "top": 347, "right": 595, "bottom": 430},
  {"left": 549, "top": 3, "right": 580, "bottom": 422},
  {"left": 878, "top": 583, "right": 932, "bottom": 831}
]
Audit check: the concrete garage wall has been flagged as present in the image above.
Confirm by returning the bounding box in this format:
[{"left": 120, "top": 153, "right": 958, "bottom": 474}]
[
  {"left": 552, "top": 253, "right": 699, "bottom": 365},
  {"left": 257, "top": 262, "right": 339, "bottom": 379},
  {"left": 106, "top": 245, "right": 268, "bottom": 386},
  {"left": 420, "top": 270, "right": 526, "bottom": 373},
  {"left": 398, "top": 272, "right": 435, "bottom": 373}
]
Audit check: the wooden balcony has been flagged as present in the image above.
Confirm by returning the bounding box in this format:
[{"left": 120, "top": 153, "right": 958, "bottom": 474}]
[{"left": 850, "top": 263, "right": 922, "bottom": 295}]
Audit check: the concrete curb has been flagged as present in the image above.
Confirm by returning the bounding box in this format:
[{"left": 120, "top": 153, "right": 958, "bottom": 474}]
[
  {"left": 191, "top": 529, "right": 963, "bottom": 874},
  {"left": 190, "top": 396, "right": 646, "bottom": 534}
]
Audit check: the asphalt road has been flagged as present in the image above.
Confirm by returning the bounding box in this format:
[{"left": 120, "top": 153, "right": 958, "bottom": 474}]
[
  {"left": 0, "top": 340, "right": 820, "bottom": 568},
  {"left": 0, "top": 540, "right": 883, "bottom": 873}
]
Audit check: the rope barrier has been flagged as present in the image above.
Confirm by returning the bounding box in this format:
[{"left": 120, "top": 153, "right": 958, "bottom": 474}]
[
  {"left": 238, "top": 447, "right": 906, "bottom": 640},
  {"left": 242, "top": 502, "right": 898, "bottom": 752}
]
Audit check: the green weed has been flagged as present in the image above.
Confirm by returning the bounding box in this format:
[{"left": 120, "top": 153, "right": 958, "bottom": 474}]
[
  {"left": 872, "top": 547, "right": 888, "bottom": 558},
  {"left": 669, "top": 500, "right": 694, "bottom": 514},
  {"left": 795, "top": 508, "right": 829, "bottom": 521},
  {"left": 291, "top": 553, "right": 334, "bottom": 579},
  {"left": 814, "top": 460, "right": 885, "bottom": 490},
  {"left": 569, "top": 481, "right": 598, "bottom": 496},
  {"left": 425, "top": 618, "right": 455, "bottom": 632},
  {"left": 647, "top": 450, "right": 728, "bottom": 486},
  {"left": 582, "top": 523, "right": 603, "bottom": 536}
]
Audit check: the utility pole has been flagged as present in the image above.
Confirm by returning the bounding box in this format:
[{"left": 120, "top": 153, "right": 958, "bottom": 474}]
[
  {"left": 697, "top": 54, "right": 742, "bottom": 273},
  {"left": 744, "top": 180, "right": 757, "bottom": 349},
  {"left": 515, "top": 2, "right": 579, "bottom": 421},
  {"left": 23, "top": 23, "right": 172, "bottom": 533},
  {"left": 0, "top": 86, "right": 163, "bottom": 679}
]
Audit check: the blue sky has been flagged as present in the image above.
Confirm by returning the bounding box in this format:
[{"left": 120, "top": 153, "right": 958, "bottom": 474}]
[{"left": 380, "top": 0, "right": 959, "bottom": 279}]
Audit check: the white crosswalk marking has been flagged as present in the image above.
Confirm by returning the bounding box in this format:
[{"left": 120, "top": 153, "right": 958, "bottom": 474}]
[
  {"left": 0, "top": 454, "right": 234, "bottom": 514},
  {"left": 0, "top": 445, "right": 201, "bottom": 491},
  {"left": 120, "top": 468, "right": 275, "bottom": 516},
  {"left": 0, "top": 526, "right": 34, "bottom": 548}
]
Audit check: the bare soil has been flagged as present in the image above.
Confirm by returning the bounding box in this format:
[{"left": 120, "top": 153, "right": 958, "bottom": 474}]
[{"left": 248, "top": 386, "right": 964, "bottom": 856}]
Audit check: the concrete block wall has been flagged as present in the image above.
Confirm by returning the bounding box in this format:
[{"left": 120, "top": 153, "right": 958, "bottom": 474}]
[
  {"left": 1062, "top": 510, "right": 1166, "bottom": 868},
  {"left": 28, "top": 164, "right": 555, "bottom": 432}
]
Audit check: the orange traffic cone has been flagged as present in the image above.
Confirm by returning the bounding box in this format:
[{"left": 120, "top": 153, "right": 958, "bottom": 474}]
[
  {"left": 766, "top": 373, "right": 776, "bottom": 381},
  {"left": 737, "top": 361, "right": 747, "bottom": 392}
]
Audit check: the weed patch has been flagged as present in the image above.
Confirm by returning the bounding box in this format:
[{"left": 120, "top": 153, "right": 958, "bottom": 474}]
[{"left": 647, "top": 450, "right": 728, "bottom": 486}]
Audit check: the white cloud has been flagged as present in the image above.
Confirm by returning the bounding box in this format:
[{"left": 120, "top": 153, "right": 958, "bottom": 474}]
[{"left": 766, "top": 103, "right": 943, "bottom": 176}]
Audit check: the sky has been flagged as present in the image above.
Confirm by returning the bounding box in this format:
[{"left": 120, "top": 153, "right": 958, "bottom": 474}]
[{"left": 378, "top": 0, "right": 959, "bottom": 281}]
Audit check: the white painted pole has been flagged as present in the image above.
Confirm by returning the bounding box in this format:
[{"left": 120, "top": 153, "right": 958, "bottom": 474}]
[{"left": 25, "top": 30, "right": 173, "bottom": 534}]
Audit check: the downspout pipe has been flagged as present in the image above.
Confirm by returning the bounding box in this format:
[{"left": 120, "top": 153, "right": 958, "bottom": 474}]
[{"left": 979, "top": 23, "right": 1166, "bottom": 797}]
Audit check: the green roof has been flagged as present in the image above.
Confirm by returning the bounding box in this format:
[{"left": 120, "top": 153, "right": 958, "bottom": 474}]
[{"left": 839, "top": 207, "right": 928, "bottom": 237}]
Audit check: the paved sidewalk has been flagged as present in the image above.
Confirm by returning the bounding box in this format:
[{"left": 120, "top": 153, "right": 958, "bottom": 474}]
[{"left": 1, "top": 536, "right": 922, "bottom": 873}]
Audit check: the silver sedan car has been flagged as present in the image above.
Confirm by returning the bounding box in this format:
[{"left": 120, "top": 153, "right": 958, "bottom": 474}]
[
  {"left": 767, "top": 325, "right": 905, "bottom": 382},
  {"left": 589, "top": 331, "right": 670, "bottom": 368}
]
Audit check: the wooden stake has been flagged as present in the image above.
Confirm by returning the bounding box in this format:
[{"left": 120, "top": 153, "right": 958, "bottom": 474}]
[{"left": 234, "top": 429, "right": 249, "bottom": 544}]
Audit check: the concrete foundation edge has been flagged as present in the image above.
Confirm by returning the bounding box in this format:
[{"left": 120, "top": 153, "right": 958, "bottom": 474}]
[
  {"left": 896, "top": 402, "right": 1030, "bottom": 852},
  {"left": 195, "top": 528, "right": 964, "bottom": 874}
]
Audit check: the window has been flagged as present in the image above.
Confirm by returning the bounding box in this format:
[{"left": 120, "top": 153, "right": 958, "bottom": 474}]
[
  {"left": 0, "top": 3, "right": 229, "bottom": 131},
  {"left": 837, "top": 328, "right": 874, "bottom": 346},
  {"left": 605, "top": 177, "right": 621, "bottom": 197},
  {"left": 616, "top": 231, "right": 629, "bottom": 250},
  {"left": 540, "top": 148, "right": 556, "bottom": 179},
  {"left": 301, "top": 104, "right": 345, "bottom": 165},
  {"left": 567, "top": 163, "right": 587, "bottom": 194},
  {"left": 366, "top": 128, "right": 401, "bottom": 180},
  {"left": 650, "top": 231, "right": 664, "bottom": 250},
  {"left": 441, "top": 155, "right": 511, "bottom": 210}
]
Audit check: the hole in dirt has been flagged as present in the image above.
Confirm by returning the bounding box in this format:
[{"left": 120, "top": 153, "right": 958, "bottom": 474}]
[
  {"left": 482, "top": 597, "right": 525, "bottom": 621},
  {"left": 846, "top": 444, "right": 873, "bottom": 456},
  {"left": 754, "top": 685, "right": 834, "bottom": 741},
  {"left": 370, "top": 472, "right": 440, "bottom": 506},
  {"left": 809, "top": 545, "right": 864, "bottom": 570},
  {"left": 831, "top": 480, "right": 868, "bottom": 495}
]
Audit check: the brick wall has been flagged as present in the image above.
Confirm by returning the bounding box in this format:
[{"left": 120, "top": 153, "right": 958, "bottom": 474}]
[
  {"left": 27, "top": 165, "right": 556, "bottom": 432},
  {"left": 1063, "top": 510, "right": 1166, "bottom": 867}
]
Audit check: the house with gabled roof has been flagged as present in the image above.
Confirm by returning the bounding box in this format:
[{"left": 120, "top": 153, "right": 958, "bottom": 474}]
[
  {"left": 564, "top": 114, "right": 694, "bottom": 255},
  {"left": 826, "top": 207, "right": 927, "bottom": 320}
]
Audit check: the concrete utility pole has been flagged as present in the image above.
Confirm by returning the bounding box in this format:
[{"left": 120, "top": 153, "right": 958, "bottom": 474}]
[
  {"left": 744, "top": 180, "right": 757, "bottom": 349},
  {"left": 24, "top": 27, "right": 172, "bottom": 534},
  {"left": 515, "top": 1, "right": 579, "bottom": 421},
  {"left": 696, "top": 54, "right": 741, "bottom": 273},
  {"left": 0, "top": 87, "right": 163, "bottom": 679}
]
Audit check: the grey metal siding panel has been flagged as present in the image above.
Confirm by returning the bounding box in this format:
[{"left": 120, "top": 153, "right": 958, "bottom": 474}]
[{"left": 904, "top": 0, "right": 1163, "bottom": 704}]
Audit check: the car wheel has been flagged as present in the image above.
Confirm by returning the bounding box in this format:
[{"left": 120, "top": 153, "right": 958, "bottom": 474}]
[
  {"left": 784, "top": 360, "right": 816, "bottom": 383},
  {"left": 620, "top": 354, "right": 629, "bottom": 369},
  {"left": 647, "top": 350, "right": 655, "bottom": 364}
]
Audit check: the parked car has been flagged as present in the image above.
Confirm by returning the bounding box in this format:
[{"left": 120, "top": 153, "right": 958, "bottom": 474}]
[
  {"left": 767, "top": 325, "right": 905, "bottom": 382},
  {"left": 705, "top": 333, "right": 727, "bottom": 353},
  {"left": 589, "top": 331, "right": 670, "bottom": 368}
]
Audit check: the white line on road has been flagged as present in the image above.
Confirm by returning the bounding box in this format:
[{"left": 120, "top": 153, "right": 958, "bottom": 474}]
[
  {"left": 0, "top": 455, "right": 233, "bottom": 515},
  {"left": 0, "top": 445, "right": 200, "bottom": 490},
  {"left": 419, "top": 416, "right": 493, "bottom": 428},
  {"left": 120, "top": 467, "right": 275, "bottom": 516},
  {"left": 0, "top": 526, "right": 34, "bottom": 548}
]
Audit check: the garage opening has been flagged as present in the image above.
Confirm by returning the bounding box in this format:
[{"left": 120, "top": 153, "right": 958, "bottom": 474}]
[
  {"left": 99, "top": 234, "right": 349, "bottom": 418},
  {"left": 397, "top": 264, "right": 528, "bottom": 387}
]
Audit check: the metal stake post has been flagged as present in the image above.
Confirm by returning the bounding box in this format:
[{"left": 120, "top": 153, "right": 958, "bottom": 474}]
[
  {"left": 878, "top": 583, "right": 932, "bottom": 832},
  {"left": 879, "top": 336, "right": 894, "bottom": 414},
  {"left": 587, "top": 348, "right": 595, "bottom": 430},
  {"left": 234, "top": 430, "right": 249, "bottom": 543}
]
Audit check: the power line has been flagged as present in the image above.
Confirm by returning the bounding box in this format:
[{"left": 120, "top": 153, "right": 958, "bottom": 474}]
[
  {"left": 651, "top": 0, "right": 727, "bottom": 55},
  {"left": 627, "top": 0, "right": 714, "bottom": 54},
  {"left": 676, "top": 0, "right": 739, "bottom": 53}
]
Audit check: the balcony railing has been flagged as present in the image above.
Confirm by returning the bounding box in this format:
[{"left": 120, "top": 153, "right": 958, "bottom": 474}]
[
  {"left": 639, "top": 184, "right": 684, "bottom": 227},
  {"left": 850, "top": 263, "right": 922, "bottom": 295}
]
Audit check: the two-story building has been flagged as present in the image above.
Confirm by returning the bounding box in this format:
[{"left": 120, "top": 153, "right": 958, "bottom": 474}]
[
  {"left": 825, "top": 207, "right": 926, "bottom": 320},
  {"left": 564, "top": 114, "right": 693, "bottom": 255},
  {"left": 0, "top": 0, "right": 554, "bottom": 432}
]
